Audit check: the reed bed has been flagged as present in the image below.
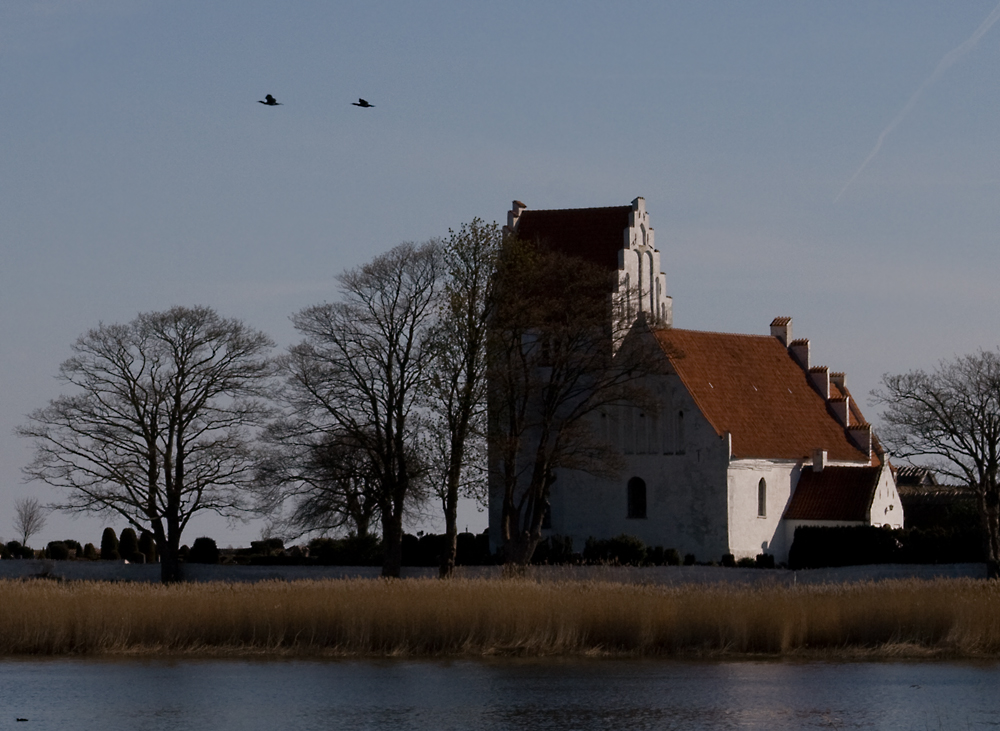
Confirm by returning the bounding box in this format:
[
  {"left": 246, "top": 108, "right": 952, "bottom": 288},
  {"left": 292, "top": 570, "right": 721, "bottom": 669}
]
[{"left": 2, "top": 577, "right": 1000, "bottom": 658}]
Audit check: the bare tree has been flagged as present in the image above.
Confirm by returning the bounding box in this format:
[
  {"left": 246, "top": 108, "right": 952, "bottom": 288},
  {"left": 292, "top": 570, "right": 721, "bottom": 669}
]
[
  {"left": 425, "top": 219, "right": 499, "bottom": 577},
  {"left": 13, "top": 497, "right": 47, "bottom": 548},
  {"left": 18, "top": 306, "right": 274, "bottom": 582},
  {"left": 873, "top": 350, "right": 1000, "bottom": 578},
  {"left": 280, "top": 241, "right": 441, "bottom": 577},
  {"left": 256, "top": 426, "right": 382, "bottom": 539},
  {"left": 489, "top": 239, "right": 664, "bottom": 567}
]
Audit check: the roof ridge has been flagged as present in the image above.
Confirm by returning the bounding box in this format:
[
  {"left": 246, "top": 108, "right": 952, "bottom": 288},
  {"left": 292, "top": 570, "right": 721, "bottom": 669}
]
[
  {"left": 521, "top": 205, "right": 632, "bottom": 214},
  {"left": 655, "top": 327, "right": 778, "bottom": 341}
]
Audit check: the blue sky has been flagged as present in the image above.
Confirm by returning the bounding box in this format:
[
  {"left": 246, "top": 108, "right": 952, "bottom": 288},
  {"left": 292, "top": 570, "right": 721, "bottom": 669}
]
[{"left": 3, "top": 1, "right": 999, "bottom": 548}]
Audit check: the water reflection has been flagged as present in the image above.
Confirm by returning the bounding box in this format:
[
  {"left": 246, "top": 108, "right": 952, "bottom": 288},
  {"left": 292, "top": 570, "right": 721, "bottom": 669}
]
[{"left": 1, "top": 657, "right": 998, "bottom": 730}]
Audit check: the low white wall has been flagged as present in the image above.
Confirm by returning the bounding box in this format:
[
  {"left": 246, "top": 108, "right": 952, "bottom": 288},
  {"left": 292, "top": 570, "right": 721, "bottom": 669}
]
[{"left": 0, "top": 559, "right": 987, "bottom": 584}]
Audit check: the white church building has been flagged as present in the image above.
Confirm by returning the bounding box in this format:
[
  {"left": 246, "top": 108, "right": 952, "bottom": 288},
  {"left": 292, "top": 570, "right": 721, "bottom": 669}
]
[{"left": 488, "top": 197, "right": 902, "bottom": 564}]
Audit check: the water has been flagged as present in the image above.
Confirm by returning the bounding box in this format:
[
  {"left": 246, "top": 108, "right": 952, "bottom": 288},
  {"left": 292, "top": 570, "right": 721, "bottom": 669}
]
[{"left": 1, "top": 658, "right": 998, "bottom": 730}]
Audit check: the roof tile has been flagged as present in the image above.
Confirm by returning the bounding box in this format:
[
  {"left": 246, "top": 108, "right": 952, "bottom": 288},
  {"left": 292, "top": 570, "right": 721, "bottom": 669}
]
[
  {"left": 653, "top": 328, "right": 872, "bottom": 462},
  {"left": 784, "top": 466, "right": 881, "bottom": 521}
]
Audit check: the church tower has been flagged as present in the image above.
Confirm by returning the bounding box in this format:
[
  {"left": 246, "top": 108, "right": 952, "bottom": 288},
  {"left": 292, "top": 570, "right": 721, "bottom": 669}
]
[{"left": 504, "top": 197, "right": 672, "bottom": 333}]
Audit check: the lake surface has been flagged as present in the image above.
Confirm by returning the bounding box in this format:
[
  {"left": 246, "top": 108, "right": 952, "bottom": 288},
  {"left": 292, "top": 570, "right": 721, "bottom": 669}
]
[{"left": 1, "top": 657, "right": 998, "bottom": 730}]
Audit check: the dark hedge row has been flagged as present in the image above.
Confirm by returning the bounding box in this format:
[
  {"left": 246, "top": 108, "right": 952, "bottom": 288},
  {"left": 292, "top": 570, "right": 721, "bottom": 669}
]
[{"left": 788, "top": 524, "right": 985, "bottom": 569}]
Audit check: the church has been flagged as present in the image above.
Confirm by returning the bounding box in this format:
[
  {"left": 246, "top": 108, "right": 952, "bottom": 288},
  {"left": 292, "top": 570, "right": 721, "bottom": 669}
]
[{"left": 488, "top": 197, "right": 903, "bottom": 564}]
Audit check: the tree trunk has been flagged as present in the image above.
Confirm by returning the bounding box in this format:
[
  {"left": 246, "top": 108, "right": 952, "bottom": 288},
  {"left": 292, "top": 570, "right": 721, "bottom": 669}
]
[
  {"left": 439, "top": 439, "right": 465, "bottom": 578},
  {"left": 439, "top": 490, "right": 458, "bottom": 578},
  {"left": 381, "top": 508, "right": 404, "bottom": 578},
  {"left": 985, "top": 489, "right": 1000, "bottom": 580}
]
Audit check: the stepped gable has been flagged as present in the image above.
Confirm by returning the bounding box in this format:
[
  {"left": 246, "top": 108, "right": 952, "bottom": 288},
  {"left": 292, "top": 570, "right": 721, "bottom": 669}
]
[
  {"left": 513, "top": 205, "right": 631, "bottom": 270},
  {"left": 784, "top": 466, "right": 882, "bottom": 521},
  {"left": 652, "top": 328, "right": 872, "bottom": 462}
]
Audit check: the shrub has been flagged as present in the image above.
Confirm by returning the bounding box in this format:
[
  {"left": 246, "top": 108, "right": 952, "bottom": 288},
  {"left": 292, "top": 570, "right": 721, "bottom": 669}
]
[
  {"left": 46, "top": 541, "right": 70, "bottom": 560},
  {"left": 456, "top": 531, "right": 492, "bottom": 565},
  {"left": 531, "top": 535, "right": 575, "bottom": 565},
  {"left": 584, "top": 535, "right": 647, "bottom": 566},
  {"left": 308, "top": 534, "right": 384, "bottom": 566},
  {"left": 721, "top": 553, "right": 736, "bottom": 568},
  {"left": 118, "top": 528, "right": 142, "bottom": 562},
  {"left": 250, "top": 538, "right": 285, "bottom": 556},
  {"left": 100, "top": 528, "right": 120, "bottom": 561},
  {"left": 756, "top": 553, "right": 775, "bottom": 569},
  {"left": 188, "top": 537, "right": 220, "bottom": 564},
  {"left": 788, "top": 526, "right": 901, "bottom": 569},
  {"left": 735, "top": 556, "right": 756, "bottom": 568},
  {"left": 83, "top": 543, "right": 99, "bottom": 560},
  {"left": 62, "top": 540, "right": 83, "bottom": 558},
  {"left": 138, "top": 531, "right": 157, "bottom": 564},
  {"left": 179, "top": 544, "right": 191, "bottom": 561},
  {"left": 5, "top": 542, "right": 34, "bottom": 559},
  {"left": 683, "top": 553, "right": 696, "bottom": 566},
  {"left": 664, "top": 548, "right": 682, "bottom": 566}
]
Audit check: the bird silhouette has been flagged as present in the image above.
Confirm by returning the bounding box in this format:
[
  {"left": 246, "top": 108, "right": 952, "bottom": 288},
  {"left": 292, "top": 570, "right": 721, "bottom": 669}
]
[
  {"left": 351, "top": 98, "right": 374, "bottom": 108},
  {"left": 258, "top": 94, "right": 282, "bottom": 106}
]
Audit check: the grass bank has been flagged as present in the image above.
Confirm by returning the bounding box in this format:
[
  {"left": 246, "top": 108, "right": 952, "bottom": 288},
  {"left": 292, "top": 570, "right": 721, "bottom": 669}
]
[{"left": 2, "top": 577, "right": 1000, "bottom": 658}]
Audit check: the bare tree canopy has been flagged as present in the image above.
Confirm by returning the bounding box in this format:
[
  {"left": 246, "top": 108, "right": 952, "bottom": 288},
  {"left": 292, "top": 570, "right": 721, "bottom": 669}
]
[
  {"left": 13, "top": 497, "right": 47, "bottom": 548},
  {"left": 18, "top": 306, "right": 274, "bottom": 582},
  {"left": 277, "top": 241, "right": 441, "bottom": 577},
  {"left": 424, "top": 219, "right": 499, "bottom": 576},
  {"left": 256, "top": 426, "right": 382, "bottom": 539},
  {"left": 489, "top": 239, "right": 663, "bottom": 566},
  {"left": 872, "top": 349, "right": 1000, "bottom": 578}
]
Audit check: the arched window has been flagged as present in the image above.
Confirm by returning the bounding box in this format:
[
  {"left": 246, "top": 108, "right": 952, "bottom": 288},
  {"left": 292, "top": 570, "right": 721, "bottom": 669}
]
[
  {"left": 627, "top": 477, "right": 647, "bottom": 519},
  {"left": 757, "top": 478, "right": 767, "bottom": 517}
]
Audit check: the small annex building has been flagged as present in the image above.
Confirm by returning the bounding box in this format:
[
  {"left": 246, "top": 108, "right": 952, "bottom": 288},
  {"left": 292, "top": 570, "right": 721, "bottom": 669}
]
[{"left": 488, "top": 197, "right": 903, "bottom": 564}]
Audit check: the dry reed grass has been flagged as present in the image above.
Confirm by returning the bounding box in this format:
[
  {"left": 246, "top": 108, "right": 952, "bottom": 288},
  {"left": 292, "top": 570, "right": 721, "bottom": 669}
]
[{"left": 2, "top": 577, "right": 1000, "bottom": 658}]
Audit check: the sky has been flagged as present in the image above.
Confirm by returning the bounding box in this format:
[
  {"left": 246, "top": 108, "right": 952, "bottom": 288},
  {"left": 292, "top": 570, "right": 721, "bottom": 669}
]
[{"left": 2, "top": 1, "right": 999, "bottom": 549}]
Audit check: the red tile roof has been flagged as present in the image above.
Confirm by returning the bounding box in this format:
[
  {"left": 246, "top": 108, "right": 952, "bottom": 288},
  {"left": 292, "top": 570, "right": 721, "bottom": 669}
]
[
  {"left": 784, "top": 466, "right": 881, "bottom": 521},
  {"left": 652, "top": 328, "right": 873, "bottom": 462},
  {"left": 513, "top": 206, "right": 631, "bottom": 271}
]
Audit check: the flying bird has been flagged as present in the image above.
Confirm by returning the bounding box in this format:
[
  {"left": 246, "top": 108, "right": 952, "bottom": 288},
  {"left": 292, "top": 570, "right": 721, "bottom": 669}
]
[
  {"left": 351, "top": 98, "right": 374, "bottom": 108},
  {"left": 258, "top": 94, "right": 282, "bottom": 106}
]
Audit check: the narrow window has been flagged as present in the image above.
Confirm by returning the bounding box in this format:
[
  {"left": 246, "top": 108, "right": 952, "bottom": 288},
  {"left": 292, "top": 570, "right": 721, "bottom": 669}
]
[
  {"left": 757, "top": 478, "right": 767, "bottom": 517},
  {"left": 627, "top": 477, "right": 647, "bottom": 519}
]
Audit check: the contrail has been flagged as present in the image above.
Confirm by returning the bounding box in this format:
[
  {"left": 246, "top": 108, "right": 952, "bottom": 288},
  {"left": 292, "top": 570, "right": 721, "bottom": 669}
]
[{"left": 835, "top": 1, "right": 1000, "bottom": 202}]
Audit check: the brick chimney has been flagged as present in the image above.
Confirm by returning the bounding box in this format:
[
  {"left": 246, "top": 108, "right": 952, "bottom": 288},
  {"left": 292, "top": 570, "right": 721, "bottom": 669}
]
[
  {"left": 848, "top": 423, "right": 873, "bottom": 459},
  {"left": 770, "top": 317, "right": 792, "bottom": 346},
  {"left": 809, "top": 366, "right": 830, "bottom": 399},
  {"left": 812, "top": 448, "right": 827, "bottom": 472},
  {"left": 506, "top": 200, "right": 527, "bottom": 232},
  {"left": 830, "top": 395, "right": 850, "bottom": 426},
  {"left": 789, "top": 339, "right": 810, "bottom": 370}
]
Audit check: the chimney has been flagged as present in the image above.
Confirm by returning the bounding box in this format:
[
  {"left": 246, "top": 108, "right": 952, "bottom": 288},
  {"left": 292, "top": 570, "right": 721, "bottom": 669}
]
[
  {"left": 809, "top": 366, "right": 830, "bottom": 399},
  {"left": 770, "top": 317, "right": 792, "bottom": 346},
  {"left": 812, "top": 448, "right": 827, "bottom": 472},
  {"left": 830, "top": 372, "right": 846, "bottom": 392},
  {"left": 830, "top": 395, "right": 850, "bottom": 426},
  {"left": 848, "top": 423, "right": 873, "bottom": 459},
  {"left": 507, "top": 200, "right": 527, "bottom": 231},
  {"left": 789, "top": 339, "right": 810, "bottom": 370}
]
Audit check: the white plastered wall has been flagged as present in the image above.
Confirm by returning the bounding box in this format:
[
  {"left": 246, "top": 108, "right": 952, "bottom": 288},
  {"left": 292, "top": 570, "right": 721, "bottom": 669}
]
[
  {"left": 543, "top": 374, "right": 731, "bottom": 562},
  {"left": 726, "top": 458, "right": 804, "bottom": 562},
  {"left": 868, "top": 464, "right": 904, "bottom": 529}
]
